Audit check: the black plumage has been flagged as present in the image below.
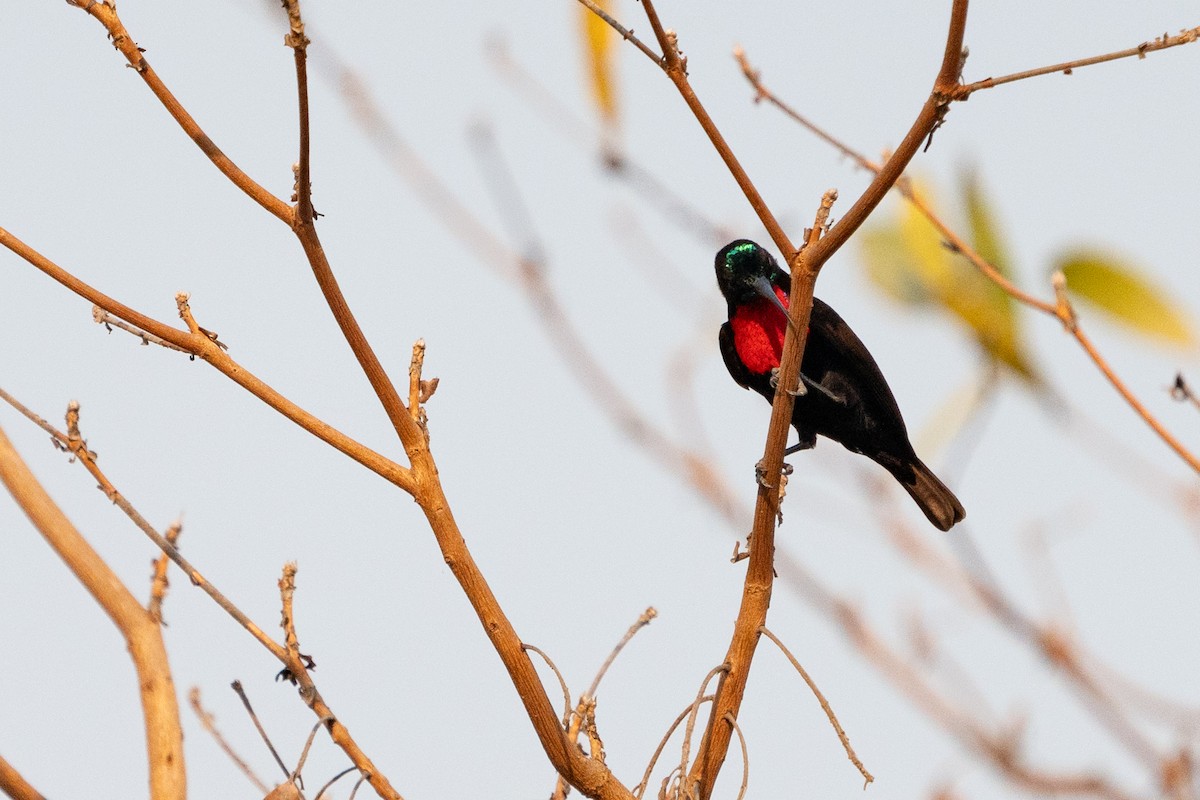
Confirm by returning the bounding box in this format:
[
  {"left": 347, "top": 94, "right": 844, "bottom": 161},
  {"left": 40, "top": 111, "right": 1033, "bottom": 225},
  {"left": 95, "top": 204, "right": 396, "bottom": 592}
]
[{"left": 716, "top": 239, "right": 965, "bottom": 531}]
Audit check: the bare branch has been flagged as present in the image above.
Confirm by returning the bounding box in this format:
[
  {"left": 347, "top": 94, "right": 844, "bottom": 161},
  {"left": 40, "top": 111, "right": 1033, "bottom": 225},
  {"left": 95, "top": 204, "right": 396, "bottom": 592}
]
[
  {"left": 232, "top": 680, "right": 292, "bottom": 781},
  {"left": 93, "top": 306, "right": 188, "bottom": 352},
  {"left": 189, "top": 687, "right": 271, "bottom": 795},
  {"left": 634, "top": 696, "right": 715, "bottom": 800},
  {"left": 735, "top": 46, "right": 1200, "bottom": 477},
  {"left": 3, "top": 391, "right": 403, "bottom": 798},
  {"left": 147, "top": 520, "right": 183, "bottom": 624},
  {"left": 522, "top": 644, "right": 575, "bottom": 728},
  {"left": 954, "top": 26, "right": 1200, "bottom": 99},
  {"left": 571, "top": 0, "right": 663, "bottom": 64},
  {"left": 722, "top": 712, "right": 749, "bottom": 800},
  {"left": 759, "top": 626, "right": 873, "bottom": 787},
  {"left": 0, "top": 423, "right": 186, "bottom": 797},
  {"left": 281, "top": 0, "right": 314, "bottom": 223},
  {"left": 585, "top": 607, "right": 657, "bottom": 700},
  {"left": 65, "top": 0, "right": 293, "bottom": 222},
  {"left": 689, "top": 5, "right": 971, "bottom": 793},
  {"left": 0, "top": 753, "right": 48, "bottom": 800}
]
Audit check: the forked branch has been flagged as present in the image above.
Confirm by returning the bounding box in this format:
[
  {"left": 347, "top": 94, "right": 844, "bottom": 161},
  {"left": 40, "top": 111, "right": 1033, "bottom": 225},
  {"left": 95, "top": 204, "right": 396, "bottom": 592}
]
[
  {"left": 952, "top": 25, "right": 1200, "bottom": 99},
  {"left": 573, "top": 0, "right": 971, "bottom": 794},
  {"left": 0, "top": 423, "right": 186, "bottom": 799},
  {"left": 0, "top": 393, "right": 403, "bottom": 799},
  {"left": 734, "top": 49, "right": 1200, "bottom": 476}
]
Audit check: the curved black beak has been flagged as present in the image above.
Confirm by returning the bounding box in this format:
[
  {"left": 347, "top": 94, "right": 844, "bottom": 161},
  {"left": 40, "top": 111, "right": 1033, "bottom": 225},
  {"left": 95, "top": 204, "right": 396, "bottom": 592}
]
[{"left": 751, "top": 275, "right": 797, "bottom": 334}]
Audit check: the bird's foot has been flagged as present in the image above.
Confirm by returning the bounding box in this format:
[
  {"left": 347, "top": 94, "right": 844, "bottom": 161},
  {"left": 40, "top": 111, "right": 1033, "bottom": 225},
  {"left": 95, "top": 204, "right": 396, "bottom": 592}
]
[
  {"left": 770, "top": 367, "right": 808, "bottom": 397},
  {"left": 754, "top": 459, "right": 793, "bottom": 489},
  {"left": 754, "top": 459, "right": 774, "bottom": 489}
]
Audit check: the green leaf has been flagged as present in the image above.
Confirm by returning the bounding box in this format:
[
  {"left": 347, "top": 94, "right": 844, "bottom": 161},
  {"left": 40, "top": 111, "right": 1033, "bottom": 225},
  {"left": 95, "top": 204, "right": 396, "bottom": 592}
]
[{"left": 1056, "top": 250, "right": 1196, "bottom": 345}]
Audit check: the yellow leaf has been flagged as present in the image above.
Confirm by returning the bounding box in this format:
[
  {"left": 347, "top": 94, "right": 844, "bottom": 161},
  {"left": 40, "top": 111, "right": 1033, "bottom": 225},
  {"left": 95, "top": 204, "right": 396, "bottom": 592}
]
[
  {"left": 859, "top": 226, "right": 936, "bottom": 306},
  {"left": 1057, "top": 250, "right": 1196, "bottom": 345},
  {"left": 581, "top": 2, "right": 619, "bottom": 126},
  {"left": 961, "top": 168, "right": 1011, "bottom": 280},
  {"left": 858, "top": 178, "right": 1041, "bottom": 383}
]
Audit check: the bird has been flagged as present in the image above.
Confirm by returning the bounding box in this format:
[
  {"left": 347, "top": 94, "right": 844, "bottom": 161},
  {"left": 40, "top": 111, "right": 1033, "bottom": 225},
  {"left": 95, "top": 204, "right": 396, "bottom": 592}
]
[{"left": 715, "top": 239, "right": 965, "bottom": 531}]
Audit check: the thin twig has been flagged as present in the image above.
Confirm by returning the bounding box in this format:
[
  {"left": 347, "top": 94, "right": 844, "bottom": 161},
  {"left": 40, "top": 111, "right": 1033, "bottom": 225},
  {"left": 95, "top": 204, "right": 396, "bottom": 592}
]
[
  {"left": 314, "top": 766, "right": 360, "bottom": 800},
  {"left": 487, "top": 38, "right": 731, "bottom": 246},
  {"left": 4, "top": 390, "right": 402, "bottom": 798},
  {"left": 65, "top": 0, "right": 293, "bottom": 222},
  {"left": 294, "top": 717, "right": 332, "bottom": 782},
  {"left": 1054, "top": 277, "right": 1200, "bottom": 474},
  {"left": 93, "top": 306, "right": 189, "bottom": 352},
  {"left": 677, "top": 664, "right": 730, "bottom": 799},
  {"left": 585, "top": 607, "right": 658, "bottom": 700},
  {"left": 759, "top": 626, "right": 873, "bottom": 787},
  {"left": 687, "top": 3, "right": 971, "bottom": 793},
  {"left": 523, "top": 644, "right": 575, "bottom": 728},
  {"left": 0, "top": 228, "right": 417, "bottom": 493},
  {"left": 466, "top": 120, "right": 747, "bottom": 525},
  {"left": 16, "top": 395, "right": 288, "bottom": 658},
  {"left": 0, "top": 419, "right": 189, "bottom": 797},
  {"left": 735, "top": 48, "right": 879, "bottom": 174},
  {"left": 953, "top": 26, "right": 1200, "bottom": 99},
  {"left": 0, "top": 388, "right": 64, "bottom": 443},
  {"left": 634, "top": 695, "right": 715, "bottom": 800},
  {"left": 189, "top": 687, "right": 271, "bottom": 794},
  {"left": 571, "top": 0, "right": 663, "bottom": 64},
  {"left": 408, "top": 339, "right": 426, "bottom": 421},
  {"left": 551, "top": 608, "right": 659, "bottom": 799},
  {"left": 147, "top": 520, "right": 183, "bottom": 624},
  {"left": 736, "top": 47, "right": 1200, "bottom": 477},
  {"left": 278, "top": 563, "right": 309, "bottom": 685},
  {"left": 232, "top": 680, "right": 292, "bottom": 780},
  {"left": 285, "top": 8, "right": 418, "bottom": 458},
  {"left": 722, "top": 712, "right": 750, "bottom": 800},
  {"left": 282, "top": 0, "right": 314, "bottom": 224},
  {"left": 581, "top": 0, "right": 794, "bottom": 254}
]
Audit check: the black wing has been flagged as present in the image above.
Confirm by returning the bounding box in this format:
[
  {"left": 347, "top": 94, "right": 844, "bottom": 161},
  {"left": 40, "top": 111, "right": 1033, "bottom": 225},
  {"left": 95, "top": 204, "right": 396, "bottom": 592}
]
[
  {"left": 718, "top": 322, "right": 756, "bottom": 390},
  {"left": 802, "top": 297, "right": 912, "bottom": 452}
]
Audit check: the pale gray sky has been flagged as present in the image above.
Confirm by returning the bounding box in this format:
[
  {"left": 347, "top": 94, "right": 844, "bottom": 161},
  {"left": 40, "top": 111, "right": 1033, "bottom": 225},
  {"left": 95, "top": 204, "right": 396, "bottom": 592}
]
[{"left": 3, "top": 1, "right": 1199, "bottom": 798}]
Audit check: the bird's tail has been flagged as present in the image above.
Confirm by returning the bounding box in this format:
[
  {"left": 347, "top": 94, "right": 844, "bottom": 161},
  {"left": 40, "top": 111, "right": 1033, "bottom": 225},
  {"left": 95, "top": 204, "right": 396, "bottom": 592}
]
[{"left": 886, "top": 455, "right": 965, "bottom": 531}]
